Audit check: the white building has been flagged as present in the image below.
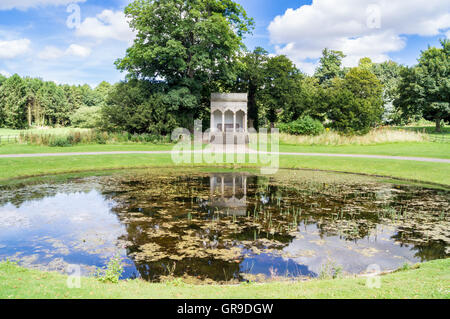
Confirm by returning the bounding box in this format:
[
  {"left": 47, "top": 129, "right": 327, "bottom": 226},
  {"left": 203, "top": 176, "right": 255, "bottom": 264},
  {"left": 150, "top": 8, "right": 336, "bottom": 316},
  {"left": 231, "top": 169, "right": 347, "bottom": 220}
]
[{"left": 210, "top": 93, "right": 248, "bottom": 133}]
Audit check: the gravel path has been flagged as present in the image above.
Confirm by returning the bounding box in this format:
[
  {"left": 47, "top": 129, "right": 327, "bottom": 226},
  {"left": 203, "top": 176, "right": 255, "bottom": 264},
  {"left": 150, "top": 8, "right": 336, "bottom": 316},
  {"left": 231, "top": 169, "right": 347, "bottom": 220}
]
[{"left": 0, "top": 150, "right": 449, "bottom": 163}]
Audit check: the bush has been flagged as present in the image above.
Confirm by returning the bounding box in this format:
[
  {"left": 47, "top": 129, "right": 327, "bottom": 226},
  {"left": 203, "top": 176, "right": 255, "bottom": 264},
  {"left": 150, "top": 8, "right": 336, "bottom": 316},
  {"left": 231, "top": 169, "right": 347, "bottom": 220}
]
[
  {"left": 278, "top": 116, "right": 325, "bottom": 136},
  {"left": 69, "top": 106, "right": 102, "bottom": 128},
  {"left": 95, "top": 255, "right": 124, "bottom": 284},
  {"left": 48, "top": 136, "right": 72, "bottom": 147}
]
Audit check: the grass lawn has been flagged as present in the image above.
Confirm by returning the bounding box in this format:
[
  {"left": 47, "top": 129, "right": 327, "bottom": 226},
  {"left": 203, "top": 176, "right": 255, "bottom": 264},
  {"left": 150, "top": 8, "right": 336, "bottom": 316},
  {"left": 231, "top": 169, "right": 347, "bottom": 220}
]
[
  {"left": 0, "top": 143, "right": 175, "bottom": 154},
  {"left": 0, "top": 153, "right": 448, "bottom": 186},
  {"left": 1, "top": 140, "right": 449, "bottom": 159},
  {"left": 1, "top": 259, "right": 448, "bottom": 299},
  {"left": 278, "top": 141, "right": 450, "bottom": 159}
]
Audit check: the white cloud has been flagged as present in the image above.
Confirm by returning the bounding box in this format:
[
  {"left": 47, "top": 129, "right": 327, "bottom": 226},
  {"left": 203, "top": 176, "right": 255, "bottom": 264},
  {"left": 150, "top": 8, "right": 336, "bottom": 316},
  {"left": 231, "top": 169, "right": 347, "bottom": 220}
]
[
  {"left": 76, "top": 10, "right": 136, "bottom": 43},
  {"left": 0, "top": 70, "right": 11, "bottom": 77},
  {"left": 268, "top": 0, "right": 450, "bottom": 74},
  {"left": 0, "top": 39, "right": 31, "bottom": 59},
  {"left": 38, "top": 44, "right": 91, "bottom": 60},
  {"left": 66, "top": 44, "right": 91, "bottom": 58},
  {"left": 38, "top": 46, "right": 65, "bottom": 60},
  {"left": 0, "top": 0, "right": 85, "bottom": 10}
]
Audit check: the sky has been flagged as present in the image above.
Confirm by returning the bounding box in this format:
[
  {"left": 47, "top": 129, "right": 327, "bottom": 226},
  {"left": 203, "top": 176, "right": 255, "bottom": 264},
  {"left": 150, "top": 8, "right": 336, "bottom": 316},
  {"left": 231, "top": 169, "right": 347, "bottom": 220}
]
[{"left": 0, "top": 0, "right": 449, "bottom": 87}]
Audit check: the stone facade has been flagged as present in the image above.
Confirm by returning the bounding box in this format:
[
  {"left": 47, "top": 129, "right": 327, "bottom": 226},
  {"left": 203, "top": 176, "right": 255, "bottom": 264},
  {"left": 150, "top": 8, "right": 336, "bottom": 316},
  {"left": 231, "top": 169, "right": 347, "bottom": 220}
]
[{"left": 210, "top": 93, "right": 248, "bottom": 133}]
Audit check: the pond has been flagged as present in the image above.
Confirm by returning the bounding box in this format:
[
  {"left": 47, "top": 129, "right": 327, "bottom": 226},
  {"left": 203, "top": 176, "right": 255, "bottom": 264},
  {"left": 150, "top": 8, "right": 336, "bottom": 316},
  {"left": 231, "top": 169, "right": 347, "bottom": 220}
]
[{"left": 0, "top": 168, "right": 449, "bottom": 283}]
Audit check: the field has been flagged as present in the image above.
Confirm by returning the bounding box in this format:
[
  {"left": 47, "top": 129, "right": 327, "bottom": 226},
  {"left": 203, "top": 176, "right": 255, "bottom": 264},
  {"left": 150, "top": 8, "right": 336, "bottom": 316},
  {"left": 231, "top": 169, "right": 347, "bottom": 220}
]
[{"left": 1, "top": 259, "right": 448, "bottom": 299}]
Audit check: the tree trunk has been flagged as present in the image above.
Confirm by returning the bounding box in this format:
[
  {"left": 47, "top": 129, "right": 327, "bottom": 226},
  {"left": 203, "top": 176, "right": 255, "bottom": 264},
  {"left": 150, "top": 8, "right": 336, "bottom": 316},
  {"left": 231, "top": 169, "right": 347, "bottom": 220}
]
[
  {"left": 435, "top": 118, "right": 441, "bottom": 133},
  {"left": 27, "top": 103, "right": 31, "bottom": 127}
]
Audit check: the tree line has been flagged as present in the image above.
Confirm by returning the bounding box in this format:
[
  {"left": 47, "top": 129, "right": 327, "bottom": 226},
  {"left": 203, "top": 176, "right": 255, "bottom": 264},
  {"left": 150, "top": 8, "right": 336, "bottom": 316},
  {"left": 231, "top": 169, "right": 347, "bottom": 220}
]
[
  {"left": 0, "top": 75, "right": 111, "bottom": 129},
  {"left": 1, "top": 0, "right": 448, "bottom": 134}
]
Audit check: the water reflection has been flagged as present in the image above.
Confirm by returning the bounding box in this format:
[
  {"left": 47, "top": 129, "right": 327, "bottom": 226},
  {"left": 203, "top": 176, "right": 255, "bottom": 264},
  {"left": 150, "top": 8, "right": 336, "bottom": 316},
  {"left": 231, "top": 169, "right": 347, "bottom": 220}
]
[{"left": 0, "top": 169, "right": 448, "bottom": 283}]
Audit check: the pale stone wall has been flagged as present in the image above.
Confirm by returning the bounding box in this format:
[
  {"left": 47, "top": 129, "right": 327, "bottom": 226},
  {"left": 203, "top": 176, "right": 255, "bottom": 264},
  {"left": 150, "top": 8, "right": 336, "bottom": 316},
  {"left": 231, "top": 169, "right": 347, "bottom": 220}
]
[{"left": 210, "top": 93, "right": 248, "bottom": 133}]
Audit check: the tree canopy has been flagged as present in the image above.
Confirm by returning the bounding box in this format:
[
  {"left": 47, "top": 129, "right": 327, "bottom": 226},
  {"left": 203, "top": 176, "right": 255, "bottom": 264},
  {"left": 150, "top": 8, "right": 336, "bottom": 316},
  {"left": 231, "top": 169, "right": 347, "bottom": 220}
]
[{"left": 395, "top": 39, "right": 449, "bottom": 131}]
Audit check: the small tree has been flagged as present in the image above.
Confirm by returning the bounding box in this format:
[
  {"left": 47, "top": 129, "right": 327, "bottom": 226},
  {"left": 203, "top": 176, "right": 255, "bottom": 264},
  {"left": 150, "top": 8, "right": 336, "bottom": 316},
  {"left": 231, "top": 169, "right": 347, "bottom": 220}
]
[
  {"left": 395, "top": 39, "right": 449, "bottom": 131},
  {"left": 327, "top": 67, "right": 384, "bottom": 135}
]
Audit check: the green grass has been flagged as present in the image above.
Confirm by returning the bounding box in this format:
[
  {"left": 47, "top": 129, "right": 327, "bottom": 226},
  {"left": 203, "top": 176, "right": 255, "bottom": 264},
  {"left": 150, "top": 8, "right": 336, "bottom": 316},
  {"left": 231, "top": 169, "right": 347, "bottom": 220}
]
[
  {"left": 0, "top": 153, "right": 448, "bottom": 186},
  {"left": 1, "top": 140, "right": 449, "bottom": 159},
  {"left": 278, "top": 141, "right": 450, "bottom": 159},
  {"left": 1, "top": 259, "right": 448, "bottom": 299},
  {"left": 0, "top": 143, "right": 175, "bottom": 154}
]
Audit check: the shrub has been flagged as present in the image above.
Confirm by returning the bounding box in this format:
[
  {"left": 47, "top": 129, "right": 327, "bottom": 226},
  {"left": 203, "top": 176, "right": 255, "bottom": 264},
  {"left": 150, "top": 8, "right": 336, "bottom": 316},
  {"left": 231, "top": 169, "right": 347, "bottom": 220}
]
[
  {"left": 95, "top": 255, "right": 124, "bottom": 284},
  {"left": 69, "top": 106, "right": 102, "bottom": 129},
  {"left": 278, "top": 116, "right": 325, "bottom": 136},
  {"left": 48, "top": 136, "right": 72, "bottom": 147}
]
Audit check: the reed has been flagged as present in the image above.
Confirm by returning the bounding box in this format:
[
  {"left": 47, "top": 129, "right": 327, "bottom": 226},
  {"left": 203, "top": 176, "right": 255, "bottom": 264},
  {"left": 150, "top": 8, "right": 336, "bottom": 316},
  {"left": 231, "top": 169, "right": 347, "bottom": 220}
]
[{"left": 279, "top": 128, "right": 427, "bottom": 146}]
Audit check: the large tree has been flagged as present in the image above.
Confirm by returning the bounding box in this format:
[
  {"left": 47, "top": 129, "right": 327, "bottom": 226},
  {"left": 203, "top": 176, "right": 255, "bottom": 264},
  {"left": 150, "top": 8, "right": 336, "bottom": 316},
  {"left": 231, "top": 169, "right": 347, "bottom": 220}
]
[
  {"left": 0, "top": 74, "right": 28, "bottom": 129},
  {"left": 259, "top": 55, "right": 303, "bottom": 128},
  {"left": 233, "top": 47, "right": 268, "bottom": 129},
  {"left": 37, "top": 82, "right": 70, "bottom": 126},
  {"left": 115, "top": 0, "right": 254, "bottom": 129},
  {"left": 102, "top": 80, "right": 178, "bottom": 134},
  {"left": 395, "top": 39, "right": 449, "bottom": 132},
  {"left": 327, "top": 67, "right": 384, "bottom": 134},
  {"left": 314, "top": 48, "right": 346, "bottom": 86},
  {"left": 370, "top": 59, "right": 403, "bottom": 124}
]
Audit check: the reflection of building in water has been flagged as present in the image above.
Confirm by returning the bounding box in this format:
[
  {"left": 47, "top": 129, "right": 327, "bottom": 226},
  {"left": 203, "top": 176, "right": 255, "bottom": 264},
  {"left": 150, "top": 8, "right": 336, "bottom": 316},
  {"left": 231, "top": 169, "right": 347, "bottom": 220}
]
[{"left": 209, "top": 173, "right": 248, "bottom": 215}]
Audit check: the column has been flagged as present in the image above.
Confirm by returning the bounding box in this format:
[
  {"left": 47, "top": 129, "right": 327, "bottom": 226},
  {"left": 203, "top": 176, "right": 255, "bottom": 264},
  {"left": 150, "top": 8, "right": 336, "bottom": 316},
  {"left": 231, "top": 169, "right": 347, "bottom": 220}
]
[
  {"left": 244, "top": 113, "right": 247, "bottom": 132},
  {"left": 211, "top": 110, "right": 214, "bottom": 132},
  {"left": 222, "top": 111, "right": 225, "bottom": 133},
  {"left": 233, "top": 112, "right": 236, "bottom": 133}
]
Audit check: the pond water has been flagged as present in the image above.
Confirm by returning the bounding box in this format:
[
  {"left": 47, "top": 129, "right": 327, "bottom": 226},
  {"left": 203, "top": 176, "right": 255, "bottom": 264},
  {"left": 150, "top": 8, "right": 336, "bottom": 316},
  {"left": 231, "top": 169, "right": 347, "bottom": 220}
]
[{"left": 0, "top": 169, "right": 449, "bottom": 283}]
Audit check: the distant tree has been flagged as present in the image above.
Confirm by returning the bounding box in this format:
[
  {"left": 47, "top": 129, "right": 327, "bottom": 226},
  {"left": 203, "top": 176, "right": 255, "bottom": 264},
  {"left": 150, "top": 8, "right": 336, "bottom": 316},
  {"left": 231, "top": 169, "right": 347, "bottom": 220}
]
[
  {"left": 0, "top": 74, "right": 6, "bottom": 87},
  {"left": 102, "top": 80, "right": 178, "bottom": 135},
  {"left": 37, "top": 82, "right": 69, "bottom": 126},
  {"left": 94, "top": 81, "right": 112, "bottom": 107},
  {"left": 314, "top": 48, "right": 346, "bottom": 85},
  {"left": 70, "top": 106, "right": 102, "bottom": 128},
  {"left": 395, "top": 39, "right": 449, "bottom": 132},
  {"left": 24, "top": 77, "right": 44, "bottom": 126},
  {"left": 370, "top": 60, "right": 403, "bottom": 124},
  {"left": 115, "top": 0, "right": 254, "bottom": 129},
  {"left": 259, "top": 55, "right": 303, "bottom": 128},
  {"left": 234, "top": 47, "right": 269, "bottom": 129},
  {"left": 79, "top": 84, "right": 102, "bottom": 107},
  {"left": 280, "top": 76, "right": 327, "bottom": 123},
  {"left": 0, "top": 74, "right": 28, "bottom": 129},
  {"left": 327, "top": 67, "right": 384, "bottom": 134}
]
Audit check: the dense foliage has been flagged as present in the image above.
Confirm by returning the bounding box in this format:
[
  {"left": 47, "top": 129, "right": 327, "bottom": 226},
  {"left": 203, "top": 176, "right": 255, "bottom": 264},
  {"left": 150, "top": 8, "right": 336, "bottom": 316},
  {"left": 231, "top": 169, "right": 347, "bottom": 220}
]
[
  {"left": 114, "top": 0, "right": 254, "bottom": 130},
  {"left": 0, "top": 0, "right": 447, "bottom": 136},
  {"left": 278, "top": 116, "right": 325, "bottom": 136},
  {"left": 395, "top": 40, "right": 449, "bottom": 132},
  {"left": 0, "top": 75, "right": 109, "bottom": 129}
]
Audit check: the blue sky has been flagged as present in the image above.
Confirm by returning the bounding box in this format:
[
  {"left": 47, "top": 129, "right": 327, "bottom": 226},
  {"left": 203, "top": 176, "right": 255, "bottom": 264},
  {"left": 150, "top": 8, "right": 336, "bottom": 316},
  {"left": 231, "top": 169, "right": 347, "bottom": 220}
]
[{"left": 0, "top": 0, "right": 448, "bottom": 87}]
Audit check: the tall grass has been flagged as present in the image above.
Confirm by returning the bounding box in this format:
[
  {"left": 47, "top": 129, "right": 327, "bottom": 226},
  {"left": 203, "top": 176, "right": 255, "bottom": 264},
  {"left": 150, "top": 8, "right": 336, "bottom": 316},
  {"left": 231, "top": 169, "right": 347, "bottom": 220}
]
[
  {"left": 18, "top": 130, "right": 171, "bottom": 147},
  {"left": 280, "top": 128, "right": 427, "bottom": 146}
]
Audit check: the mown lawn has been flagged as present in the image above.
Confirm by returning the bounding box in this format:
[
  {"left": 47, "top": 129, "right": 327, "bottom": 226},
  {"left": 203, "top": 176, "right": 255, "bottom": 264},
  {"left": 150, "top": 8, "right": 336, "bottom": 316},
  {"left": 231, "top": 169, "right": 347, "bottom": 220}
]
[
  {"left": 0, "top": 153, "right": 448, "bottom": 186},
  {"left": 278, "top": 141, "right": 450, "bottom": 159},
  {"left": 1, "top": 140, "right": 449, "bottom": 159},
  {"left": 0, "top": 259, "right": 448, "bottom": 299}
]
